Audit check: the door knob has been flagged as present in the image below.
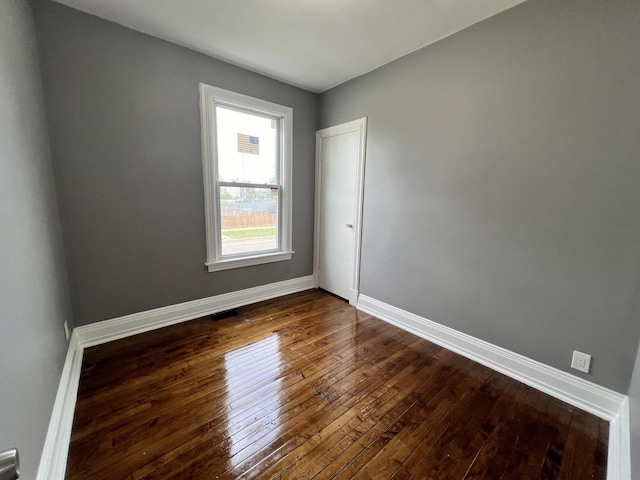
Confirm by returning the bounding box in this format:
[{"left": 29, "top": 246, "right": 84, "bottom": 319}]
[
  {"left": 346, "top": 224, "right": 353, "bottom": 228},
  {"left": 0, "top": 448, "right": 19, "bottom": 480}
]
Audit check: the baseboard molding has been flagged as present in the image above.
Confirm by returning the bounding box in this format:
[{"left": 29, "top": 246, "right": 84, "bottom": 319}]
[
  {"left": 76, "top": 275, "right": 315, "bottom": 347},
  {"left": 36, "top": 332, "right": 84, "bottom": 480},
  {"left": 357, "top": 294, "right": 630, "bottom": 479},
  {"left": 37, "top": 275, "right": 315, "bottom": 480},
  {"left": 608, "top": 397, "right": 631, "bottom": 480}
]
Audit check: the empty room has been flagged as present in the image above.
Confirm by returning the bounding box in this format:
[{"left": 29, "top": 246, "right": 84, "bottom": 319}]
[{"left": 1, "top": 0, "right": 640, "bottom": 479}]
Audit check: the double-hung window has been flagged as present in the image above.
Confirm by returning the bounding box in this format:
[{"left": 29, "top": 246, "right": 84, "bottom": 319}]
[{"left": 199, "top": 83, "right": 293, "bottom": 272}]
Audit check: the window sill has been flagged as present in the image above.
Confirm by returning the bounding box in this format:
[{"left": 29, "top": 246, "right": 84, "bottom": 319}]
[{"left": 206, "top": 251, "right": 294, "bottom": 272}]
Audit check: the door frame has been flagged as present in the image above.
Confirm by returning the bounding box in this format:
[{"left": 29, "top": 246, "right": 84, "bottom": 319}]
[{"left": 313, "top": 117, "right": 368, "bottom": 305}]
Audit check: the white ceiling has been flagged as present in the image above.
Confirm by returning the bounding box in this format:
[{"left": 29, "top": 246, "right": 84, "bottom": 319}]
[{"left": 52, "top": 0, "right": 527, "bottom": 93}]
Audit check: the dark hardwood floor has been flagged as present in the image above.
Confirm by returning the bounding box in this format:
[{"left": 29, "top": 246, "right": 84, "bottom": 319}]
[{"left": 66, "top": 290, "right": 608, "bottom": 479}]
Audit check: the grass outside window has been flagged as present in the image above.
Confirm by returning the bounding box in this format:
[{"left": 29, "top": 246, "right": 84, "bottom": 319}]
[{"left": 222, "top": 227, "right": 276, "bottom": 239}]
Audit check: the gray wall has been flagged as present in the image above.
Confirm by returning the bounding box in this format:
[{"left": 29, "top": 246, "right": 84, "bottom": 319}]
[
  {"left": 0, "top": 1, "right": 73, "bottom": 478},
  {"left": 320, "top": 0, "right": 640, "bottom": 392},
  {"left": 35, "top": 1, "right": 318, "bottom": 326}
]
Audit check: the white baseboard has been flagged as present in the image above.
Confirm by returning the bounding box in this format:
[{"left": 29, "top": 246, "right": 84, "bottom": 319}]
[
  {"left": 76, "top": 275, "right": 315, "bottom": 347},
  {"left": 36, "top": 332, "right": 84, "bottom": 480},
  {"left": 608, "top": 397, "right": 631, "bottom": 480},
  {"left": 37, "top": 275, "right": 315, "bottom": 480},
  {"left": 37, "top": 282, "right": 629, "bottom": 479},
  {"left": 356, "top": 294, "right": 630, "bottom": 479}
]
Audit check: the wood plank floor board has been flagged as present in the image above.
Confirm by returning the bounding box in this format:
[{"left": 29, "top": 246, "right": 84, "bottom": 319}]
[
  {"left": 143, "top": 336, "right": 436, "bottom": 476},
  {"left": 275, "top": 356, "right": 480, "bottom": 480},
  {"left": 70, "top": 302, "right": 368, "bottom": 461},
  {"left": 127, "top": 321, "right": 434, "bottom": 478},
  {"left": 255, "top": 354, "right": 433, "bottom": 479},
  {"left": 464, "top": 383, "right": 549, "bottom": 479},
  {"left": 488, "top": 390, "right": 552, "bottom": 479},
  {"left": 283, "top": 362, "right": 442, "bottom": 480},
  {"left": 557, "top": 409, "right": 602, "bottom": 480},
  {"left": 75, "top": 294, "right": 348, "bottom": 409},
  {"left": 507, "top": 389, "right": 561, "bottom": 480},
  {"left": 336, "top": 364, "right": 496, "bottom": 480},
  {"left": 403, "top": 373, "right": 515, "bottom": 480},
  {"left": 311, "top": 357, "right": 482, "bottom": 480},
  {"left": 392, "top": 374, "right": 527, "bottom": 479},
  {"left": 594, "top": 419, "right": 609, "bottom": 479},
  {"left": 191, "top": 338, "right": 444, "bottom": 477},
  {"left": 427, "top": 379, "right": 524, "bottom": 479},
  {"left": 276, "top": 354, "right": 481, "bottom": 480},
  {"left": 218, "top": 336, "right": 448, "bottom": 477},
  {"left": 65, "top": 290, "right": 608, "bottom": 479},
  {"left": 538, "top": 398, "right": 574, "bottom": 480}
]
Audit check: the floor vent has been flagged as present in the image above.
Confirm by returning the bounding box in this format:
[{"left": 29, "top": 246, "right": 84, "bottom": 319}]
[{"left": 211, "top": 309, "right": 239, "bottom": 321}]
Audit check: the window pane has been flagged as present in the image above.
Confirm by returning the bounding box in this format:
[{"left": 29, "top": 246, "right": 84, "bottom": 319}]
[
  {"left": 220, "top": 186, "right": 278, "bottom": 256},
  {"left": 216, "top": 106, "right": 278, "bottom": 185}
]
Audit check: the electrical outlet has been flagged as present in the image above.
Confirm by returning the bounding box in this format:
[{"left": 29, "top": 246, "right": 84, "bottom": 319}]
[
  {"left": 63, "top": 321, "right": 70, "bottom": 341},
  {"left": 571, "top": 350, "right": 591, "bottom": 373}
]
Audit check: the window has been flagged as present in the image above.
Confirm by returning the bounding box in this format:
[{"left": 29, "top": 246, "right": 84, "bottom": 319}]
[{"left": 199, "top": 83, "right": 293, "bottom": 272}]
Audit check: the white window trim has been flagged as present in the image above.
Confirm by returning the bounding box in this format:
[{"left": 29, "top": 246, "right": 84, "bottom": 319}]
[{"left": 199, "top": 83, "right": 293, "bottom": 272}]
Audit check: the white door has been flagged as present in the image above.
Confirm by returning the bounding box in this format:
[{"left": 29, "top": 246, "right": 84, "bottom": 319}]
[{"left": 314, "top": 118, "right": 367, "bottom": 304}]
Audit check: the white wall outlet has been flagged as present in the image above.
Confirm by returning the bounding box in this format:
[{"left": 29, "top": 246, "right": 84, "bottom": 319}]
[
  {"left": 63, "top": 320, "right": 70, "bottom": 341},
  {"left": 571, "top": 350, "right": 591, "bottom": 373}
]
